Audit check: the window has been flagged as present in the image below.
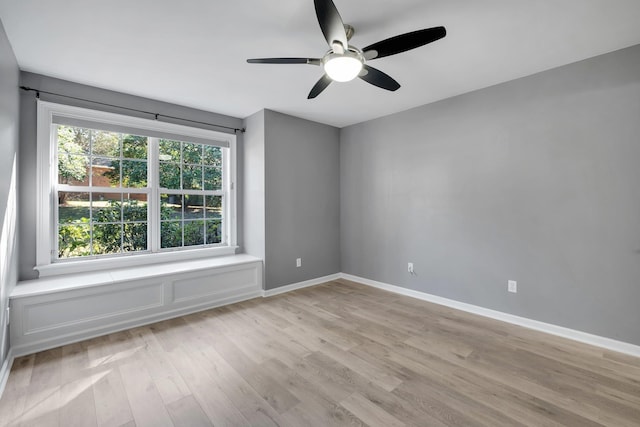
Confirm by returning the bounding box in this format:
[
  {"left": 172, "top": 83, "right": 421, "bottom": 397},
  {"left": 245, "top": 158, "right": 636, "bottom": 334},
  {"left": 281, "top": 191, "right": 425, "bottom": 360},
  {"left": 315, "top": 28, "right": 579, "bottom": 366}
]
[{"left": 37, "top": 101, "right": 237, "bottom": 275}]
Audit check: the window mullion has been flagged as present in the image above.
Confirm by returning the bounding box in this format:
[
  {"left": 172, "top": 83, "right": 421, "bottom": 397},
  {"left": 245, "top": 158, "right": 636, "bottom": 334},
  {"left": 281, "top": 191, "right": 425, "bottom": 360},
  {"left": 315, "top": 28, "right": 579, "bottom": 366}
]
[
  {"left": 223, "top": 146, "right": 230, "bottom": 245},
  {"left": 148, "top": 137, "right": 160, "bottom": 252}
]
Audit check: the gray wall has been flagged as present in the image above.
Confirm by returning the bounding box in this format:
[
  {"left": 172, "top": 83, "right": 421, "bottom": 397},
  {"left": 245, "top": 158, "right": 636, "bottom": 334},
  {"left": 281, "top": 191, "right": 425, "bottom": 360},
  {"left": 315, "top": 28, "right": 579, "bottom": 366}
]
[
  {"left": 242, "top": 110, "right": 266, "bottom": 276},
  {"left": 341, "top": 44, "right": 640, "bottom": 345},
  {"left": 18, "top": 72, "right": 243, "bottom": 280},
  {"left": 264, "top": 110, "right": 340, "bottom": 290},
  {"left": 0, "top": 19, "right": 20, "bottom": 365}
]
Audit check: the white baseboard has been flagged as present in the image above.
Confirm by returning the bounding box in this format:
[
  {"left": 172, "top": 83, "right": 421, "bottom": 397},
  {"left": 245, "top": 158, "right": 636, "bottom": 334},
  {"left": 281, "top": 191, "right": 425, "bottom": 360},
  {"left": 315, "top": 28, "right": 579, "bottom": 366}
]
[
  {"left": 0, "top": 348, "right": 15, "bottom": 400},
  {"left": 262, "top": 273, "right": 341, "bottom": 297},
  {"left": 340, "top": 273, "right": 640, "bottom": 358}
]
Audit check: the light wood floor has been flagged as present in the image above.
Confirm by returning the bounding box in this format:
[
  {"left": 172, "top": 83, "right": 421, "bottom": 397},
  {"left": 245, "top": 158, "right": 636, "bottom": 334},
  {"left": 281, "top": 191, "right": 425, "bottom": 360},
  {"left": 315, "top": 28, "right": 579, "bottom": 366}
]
[{"left": 1, "top": 279, "right": 640, "bottom": 427}]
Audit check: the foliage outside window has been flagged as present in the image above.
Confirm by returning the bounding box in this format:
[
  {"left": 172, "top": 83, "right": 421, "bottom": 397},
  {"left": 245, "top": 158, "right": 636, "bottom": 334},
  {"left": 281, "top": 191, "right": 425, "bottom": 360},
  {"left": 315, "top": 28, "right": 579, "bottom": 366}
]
[{"left": 56, "top": 125, "right": 226, "bottom": 259}]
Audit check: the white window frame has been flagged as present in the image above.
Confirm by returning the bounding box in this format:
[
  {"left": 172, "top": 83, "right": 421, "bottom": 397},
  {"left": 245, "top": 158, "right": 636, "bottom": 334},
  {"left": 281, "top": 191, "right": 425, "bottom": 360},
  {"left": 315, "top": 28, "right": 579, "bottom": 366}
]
[{"left": 36, "top": 100, "right": 238, "bottom": 277}]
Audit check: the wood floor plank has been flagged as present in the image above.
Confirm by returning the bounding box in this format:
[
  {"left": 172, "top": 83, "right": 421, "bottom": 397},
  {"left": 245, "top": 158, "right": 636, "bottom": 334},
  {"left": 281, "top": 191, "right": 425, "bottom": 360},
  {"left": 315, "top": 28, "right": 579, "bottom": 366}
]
[
  {"left": 603, "top": 349, "right": 640, "bottom": 368},
  {"left": 164, "top": 346, "right": 249, "bottom": 426},
  {"left": 142, "top": 354, "right": 192, "bottom": 406},
  {"left": 340, "top": 392, "right": 406, "bottom": 427},
  {"left": 260, "top": 359, "right": 365, "bottom": 427},
  {"left": 393, "top": 376, "right": 524, "bottom": 427},
  {"left": 165, "top": 395, "right": 212, "bottom": 427},
  {"left": 91, "top": 367, "right": 134, "bottom": 427},
  {"left": 118, "top": 359, "right": 174, "bottom": 427},
  {"left": 313, "top": 335, "right": 403, "bottom": 392},
  {"left": 264, "top": 299, "right": 361, "bottom": 351},
  {"left": 466, "top": 347, "right": 639, "bottom": 426},
  {"left": 2, "top": 280, "right": 639, "bottom": 427},
  {"left": 16, "top": 349, "right": 63, "bottom": 427},
  {"left": 59, "top": 377, "right": 98, "bottom": 427},
  {"left": 60, "top": 342, "right": 91, "bottom": 385},
  {"left": 395, "top": 335, "right": 607, "bottom": 426},
  {"left": 18, "top": 385, "right": 60, "bottom": 427},
  {"left": 193, "top": 342, "right": 285, "bottom": 427},
  {"left": 0, "top": 386, "right": 27, "bottom": 427},
  {"left": 28, "top": 348, "right": 62, "bottom": 390},
  {"left": 125, "top": 326, "right": 191, "bottom": 406},
  {"left": 312, "top": 300, "right": 412, "bottom": 347},
  {"left": 210, "top": 334, "right": 301, "bottom": 414},
  {"left": 211, "top": 306, "right": 275, "bottom": 364},
  {"left": 148, "top": 318, "right": 191, "bottom": 353},
  {"left": 4, "top": 355, "right": 34, "bottom": 393},
  {"left": 401, "top": 339, "right": 576, "bottom": 426},
  {"left": 281, "top": 400, "right": 365, "bottom": 427}
]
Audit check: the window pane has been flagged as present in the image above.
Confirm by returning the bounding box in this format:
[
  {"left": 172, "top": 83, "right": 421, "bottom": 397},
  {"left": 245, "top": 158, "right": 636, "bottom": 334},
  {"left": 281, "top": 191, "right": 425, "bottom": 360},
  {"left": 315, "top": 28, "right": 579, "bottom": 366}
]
[
  {"left": 58, "top": 192, "right": 90, "bottom": 224},
  {"left": 123, "top": 222, "right": 147, "bottom": 252},
  {"left": 58, "top": 154, "right": 89, "bottom": 186},
  {"left": 122, "top": 135, "right": 148, "bottom": 160},
  {"left": 93, "top": 194, "right": 122, "bottom": 223},
  {"left": 205, "top": 196, "right": 221, "bottom": 218},
  {"left": 159, "top": 139, "right": 180, "bottom": 162},
  {"left": 57, "top": 126, "right": 90, "bottom": 156},
  {"left": 92, "top": 130, "right": 120, "bottom": 157},
  {"left": 184, "top": 220, "right": 204, "bottom": 246},
  {"left": 184, "top": 194, "right": 203, "bottom": 219},
  {"left": 182, "top": 165, "right": 202, "bottom": 190},
  {"left": 58, "top": 223, "right": 90, "bottom": 258},
  {"left": 93, "top": 157, "right": 119, "bottom": 187},
  {"left": 122, "top": 160, "right": 147, "bottom": 188},
  {"left": 182, "top": 142, "right": 202, "bottom": 164},
  {"left": 206, "top": 219, "right": 222, "bottom": 244},
  {"left": 203, "top": 145, "right": 222, "bottom": 167},
  {"left": 123, "top": 196, "right": 148, "bottom": 222},
  {"left": 161, "top": 221, "right": 182, "bottom": 248},
  {"left": 159, "top": 162, "right": 180, "bottom": 189},
  {"left": 93, "top": 223, "right": 122, "bottom": 255},
  {"left": 161, "top": 194, "right": 182, "bottom": 220},
  {"left": 204, "top": 167, "right": 222, "bottom": 191}
]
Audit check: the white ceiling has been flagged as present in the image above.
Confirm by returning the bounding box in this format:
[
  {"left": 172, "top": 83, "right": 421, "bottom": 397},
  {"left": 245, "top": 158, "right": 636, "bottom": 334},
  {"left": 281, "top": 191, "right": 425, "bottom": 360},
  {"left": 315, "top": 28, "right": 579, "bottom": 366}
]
[{"left": 2, "top": 0, "right": 640, "bottom": 128}]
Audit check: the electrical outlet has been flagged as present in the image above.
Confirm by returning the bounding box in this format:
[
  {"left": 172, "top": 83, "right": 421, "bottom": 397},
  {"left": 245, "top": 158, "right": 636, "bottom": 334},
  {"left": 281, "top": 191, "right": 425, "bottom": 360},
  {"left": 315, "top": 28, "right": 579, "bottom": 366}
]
[
  {"left": 408, "top": 262, "right": 414, "bottom": 274},
  {"left": 296, "top": 258, "right": 302, "bottom": 268},
  {"left": 508, "top": 280, "right": 517, "bottom": 293}
]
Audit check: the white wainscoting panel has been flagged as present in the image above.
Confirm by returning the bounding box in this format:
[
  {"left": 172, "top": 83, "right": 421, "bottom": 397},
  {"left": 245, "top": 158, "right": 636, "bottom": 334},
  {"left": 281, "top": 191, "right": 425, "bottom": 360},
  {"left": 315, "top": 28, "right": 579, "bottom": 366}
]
[
  {"left": 23, "top": 281, "right": 164, "bottom": 334},
  {"left": 10, "top": 256, "right": 262, "bottom": 356},
  {"left": 173, "top": 266, "right": 258, "bottom": 304}
]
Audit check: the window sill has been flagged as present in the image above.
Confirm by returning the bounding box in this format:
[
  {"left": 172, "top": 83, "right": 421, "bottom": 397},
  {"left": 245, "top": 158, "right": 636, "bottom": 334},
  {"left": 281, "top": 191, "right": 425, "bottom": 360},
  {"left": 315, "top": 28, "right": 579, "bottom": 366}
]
[
  {"left": 35, "top": 245, "right": 239, "bottom": 278},
  {"left": 15, "top": 252, "right": 260, "bottom": 299}
]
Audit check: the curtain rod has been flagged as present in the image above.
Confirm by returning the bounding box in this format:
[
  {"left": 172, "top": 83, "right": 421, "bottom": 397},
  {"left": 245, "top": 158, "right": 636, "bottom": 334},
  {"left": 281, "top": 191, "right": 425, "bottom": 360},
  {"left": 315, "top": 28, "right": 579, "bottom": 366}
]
[{"left": 19, "top": 86, "right": 245, "bottom": 134}]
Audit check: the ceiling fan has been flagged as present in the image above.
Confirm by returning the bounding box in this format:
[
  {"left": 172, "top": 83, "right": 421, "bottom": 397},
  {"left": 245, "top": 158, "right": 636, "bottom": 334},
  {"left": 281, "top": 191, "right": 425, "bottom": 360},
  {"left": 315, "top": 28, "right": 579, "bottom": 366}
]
[{"left": 247, "top": 0, "right": 446, "bottom": 99}]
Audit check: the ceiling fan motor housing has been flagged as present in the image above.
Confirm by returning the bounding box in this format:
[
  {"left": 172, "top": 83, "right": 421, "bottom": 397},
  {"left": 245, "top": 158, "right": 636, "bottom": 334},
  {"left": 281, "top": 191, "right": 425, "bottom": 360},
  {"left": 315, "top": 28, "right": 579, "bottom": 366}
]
[{"left": 322, "top": 47, "right": 365, "bottom": 82}]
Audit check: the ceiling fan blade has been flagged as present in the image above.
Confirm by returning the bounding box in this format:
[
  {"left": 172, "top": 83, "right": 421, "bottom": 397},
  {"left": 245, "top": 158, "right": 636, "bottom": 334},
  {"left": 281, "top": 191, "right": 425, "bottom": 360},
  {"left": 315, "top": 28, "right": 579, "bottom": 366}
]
[
  {"left": 308, "top": 74, "right": 333, "bottom": 99},
  {"left": 247, "top": 58, "right": 321, "bottom": 65},
  {"left": 359, "top": 65, "right": 400, "bottom": 91},
  {"left": 314, "top": 0, "right": 348, "bottom": 50},
  {"left": 363, "top": 26, "right": 446, "bottom": 60}
]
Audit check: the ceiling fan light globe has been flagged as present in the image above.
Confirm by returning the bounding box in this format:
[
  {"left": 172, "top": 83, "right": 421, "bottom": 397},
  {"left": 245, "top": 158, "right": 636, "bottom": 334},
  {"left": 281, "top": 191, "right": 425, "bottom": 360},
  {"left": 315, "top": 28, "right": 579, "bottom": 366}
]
[{"left": 324, "top": 56, "right": 363, "bottom": 82}]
